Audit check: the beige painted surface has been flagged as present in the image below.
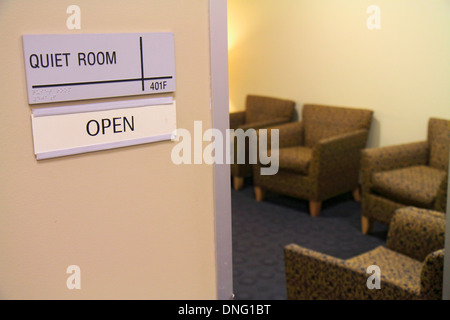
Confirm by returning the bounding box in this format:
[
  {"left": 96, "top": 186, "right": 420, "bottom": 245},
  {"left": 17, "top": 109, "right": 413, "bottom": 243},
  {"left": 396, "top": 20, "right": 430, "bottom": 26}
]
[
  {"left": 0, "top": 0, "right": 217, "bottom": 299},
  {"left": 228, "top": 0, "right": 450, "bottom": 147}
]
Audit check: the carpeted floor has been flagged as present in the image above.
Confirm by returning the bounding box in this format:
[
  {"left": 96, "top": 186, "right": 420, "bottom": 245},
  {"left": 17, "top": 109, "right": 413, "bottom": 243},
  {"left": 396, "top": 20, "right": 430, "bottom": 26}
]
[{"left": 231, "top": 180, "right": 388, "bottom": 300}]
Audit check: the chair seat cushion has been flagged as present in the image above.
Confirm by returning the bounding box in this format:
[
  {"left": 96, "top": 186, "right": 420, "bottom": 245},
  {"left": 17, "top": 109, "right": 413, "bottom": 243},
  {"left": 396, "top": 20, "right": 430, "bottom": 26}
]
[
  {"left": 345, "top": 246, "right": 422, "bottom": 293},
  {"left": 278, "top": 146, "right": 312, "bottom": 175},
  {"left": 371, "top": 165, "right": 446, "bottom": 208}
]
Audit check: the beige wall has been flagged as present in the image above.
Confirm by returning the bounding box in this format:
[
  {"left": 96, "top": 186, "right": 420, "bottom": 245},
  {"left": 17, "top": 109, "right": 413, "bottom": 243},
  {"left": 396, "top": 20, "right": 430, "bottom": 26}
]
[
  {"left": 0, "top": 0, "right": 217, "bottom": 299},
  {"left": 228, "top": 0, "right": 450, "bottom": 147}
]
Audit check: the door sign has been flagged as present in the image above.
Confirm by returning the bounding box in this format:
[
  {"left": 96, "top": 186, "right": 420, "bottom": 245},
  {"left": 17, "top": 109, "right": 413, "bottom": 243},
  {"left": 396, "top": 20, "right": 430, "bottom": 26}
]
[
  {"left": 23, "top": 33, "right": 176, "bottom": 104},
  {"left": 31, "top": 97, "right": 177, "bottom": 160}
]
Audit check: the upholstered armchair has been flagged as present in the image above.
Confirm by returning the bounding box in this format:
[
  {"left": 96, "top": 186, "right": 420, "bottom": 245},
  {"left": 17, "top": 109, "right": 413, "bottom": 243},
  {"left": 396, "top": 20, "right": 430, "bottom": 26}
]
[
  {"left": 361, "top": 118, "right": 450, "bottom": 234},
  {"left": 230, "top": 95, "right": 295, "bottom": 190},
  {"left": 284, "top": 207, "right": 446, "bottom": 300},
  {"left": 252, "top": 104, "right": 373, "bottom": 216}
]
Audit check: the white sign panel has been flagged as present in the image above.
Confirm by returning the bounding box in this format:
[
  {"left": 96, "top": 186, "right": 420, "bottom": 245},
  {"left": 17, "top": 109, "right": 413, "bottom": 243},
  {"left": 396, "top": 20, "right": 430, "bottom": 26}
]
[
  {"left": 31, "top": 98, "right": 176, "bottom": 160},
  {"left": 23, "top": 33, "right": 176, "bottom": 104}
]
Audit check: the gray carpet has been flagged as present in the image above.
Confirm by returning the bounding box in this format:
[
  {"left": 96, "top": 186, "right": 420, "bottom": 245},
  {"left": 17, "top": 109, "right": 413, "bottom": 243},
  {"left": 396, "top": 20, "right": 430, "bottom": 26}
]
[{"left": 231, "top": 180, "right": 388, "bottom": 300}]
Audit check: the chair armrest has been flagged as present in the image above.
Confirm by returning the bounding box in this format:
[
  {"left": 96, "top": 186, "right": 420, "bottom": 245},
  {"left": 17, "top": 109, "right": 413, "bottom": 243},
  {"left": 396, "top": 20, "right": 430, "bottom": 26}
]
[
  {"left": 361, "top": 141, "right": 429, "bottom": 193},
  {"left": 309, "top": 129, "right": 369, "bottom": 179},
  {"left": 285, "top": 243, "right": 427, "bottom": 299},
  {"left": 237, "top": 117, "right": 292, "bottom": 131},
  {"left": 256, "top": 121, "right": 304, "bottom": 149},
  {"left": 284, "top": 243, "right": 394, "bottom": 299},
  {"left": 231, "top": 117, "right": 294, "bottom": 166},
  {"left": 229, "top": 111, "right": 246, "bottom": 130},
  {"left": 434, "top": 173, "right": 448, "bottom": 212},
  {"left": 420, "top": 249, "right": 445, "bottom": 300},
  {"left": 386, "top": 207, "right": 445, "bottom": 262},
  {"left": 285, "top": 244, "right": 356, "bottom": 299}
]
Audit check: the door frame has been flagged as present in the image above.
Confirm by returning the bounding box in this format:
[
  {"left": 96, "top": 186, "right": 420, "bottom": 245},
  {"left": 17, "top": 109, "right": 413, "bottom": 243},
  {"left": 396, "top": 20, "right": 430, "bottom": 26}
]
[{"left": 209, "top": 0, "right": 233, "bottom": 300}]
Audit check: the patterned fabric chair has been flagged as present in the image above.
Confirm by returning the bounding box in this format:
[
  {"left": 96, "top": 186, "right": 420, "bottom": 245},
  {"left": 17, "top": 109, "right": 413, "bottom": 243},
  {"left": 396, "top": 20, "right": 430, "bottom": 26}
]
[
  {"left": 230, "top": 95, "right": 295, "bottom": 190},
  {"left": 361, "top": 118, "right": 450, "bottom": 234},
  {"left": 252, "top": 104, "right": 373, "bottom": 216},
  {"left": 284, "top": 207, "right": 446, "bottom": 300}
]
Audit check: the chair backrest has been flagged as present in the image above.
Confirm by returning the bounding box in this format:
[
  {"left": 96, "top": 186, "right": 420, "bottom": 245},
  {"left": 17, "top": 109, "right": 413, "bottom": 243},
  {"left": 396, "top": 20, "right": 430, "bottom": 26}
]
[
  {"left": 302, "top": 104, "right": 373, "bottom": 147},
  {"left": 428, "top": 118, "right": 450, "bottom": 172},
  {"left": 245, "top": 95, "right": 295, "bottom": 124}
]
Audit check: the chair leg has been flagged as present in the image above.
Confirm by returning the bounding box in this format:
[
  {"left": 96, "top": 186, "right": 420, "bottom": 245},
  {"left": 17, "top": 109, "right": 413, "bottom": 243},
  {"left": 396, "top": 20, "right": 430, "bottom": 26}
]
[
  {"left": 309, "top": 201, "right": 322, "bottom": 217},
  {"left": 254, "top": 186, "right": 266, "bottom": 201},
  {"left": 353, "top": 187, "right": 361, "bottom": 202},
  {"left": 233, "top": 177, "right": 244, "bottom": 190},
  {"left": 361, "top": 216, "right": 374, "bottom": 234}
]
